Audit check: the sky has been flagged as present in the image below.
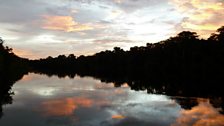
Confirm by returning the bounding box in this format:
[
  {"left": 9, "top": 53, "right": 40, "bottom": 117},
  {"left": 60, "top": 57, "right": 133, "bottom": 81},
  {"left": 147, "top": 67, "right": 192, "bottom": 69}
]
[{"left": 0, "top": 0, "right": 224, "bottom": 59}]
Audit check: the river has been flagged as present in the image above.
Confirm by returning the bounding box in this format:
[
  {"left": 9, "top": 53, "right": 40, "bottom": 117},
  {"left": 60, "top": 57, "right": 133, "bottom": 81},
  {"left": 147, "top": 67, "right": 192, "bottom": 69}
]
[{"left": 0, "top": 73, "right": 223, "bottom": 126}]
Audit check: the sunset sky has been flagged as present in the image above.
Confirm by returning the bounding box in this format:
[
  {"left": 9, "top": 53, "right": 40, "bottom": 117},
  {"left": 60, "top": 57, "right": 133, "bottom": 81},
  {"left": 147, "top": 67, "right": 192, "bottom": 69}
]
[{"left": 0, "top": 0, "right": 224, "bottom": 59}]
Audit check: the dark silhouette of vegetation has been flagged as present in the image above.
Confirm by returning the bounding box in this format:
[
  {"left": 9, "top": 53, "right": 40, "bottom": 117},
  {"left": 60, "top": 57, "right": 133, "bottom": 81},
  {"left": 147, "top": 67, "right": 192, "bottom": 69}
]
[
  {"left": 1, "top": 26, "right": 224, "bottom": 115},
  {"left": 28, "top": 26, "right": 224, "bottom": 112},
  {"left": 0, "top": 37, "right": 28, "bottom": 118},
  {"left": 29, "top": 26, "right": 224, "bottom": 96},
  {"left": 0, "top": 71, "right": 25, "bottom": 118}
]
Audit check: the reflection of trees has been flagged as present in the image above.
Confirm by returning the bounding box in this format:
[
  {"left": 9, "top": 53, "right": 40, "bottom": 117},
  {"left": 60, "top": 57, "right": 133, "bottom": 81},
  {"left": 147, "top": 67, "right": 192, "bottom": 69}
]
[
  {"left": 0, "top": 79, "right": 14, "bottom": 118},
  {"left": 210, "top": 97, "right": 224, "bottom": 114},
  {"left": 0, "top": 69, "right": 27, "bottom": 118},
  {"left": 174, "top": 97, "right": 199, "bottom": 110}
]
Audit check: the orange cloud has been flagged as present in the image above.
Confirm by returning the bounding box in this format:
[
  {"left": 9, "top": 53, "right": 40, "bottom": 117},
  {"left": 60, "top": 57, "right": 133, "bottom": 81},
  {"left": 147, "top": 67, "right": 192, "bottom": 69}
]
[
  {"left": 12, "top": 48, "right": 37, "bottom": 59},
  {"left": 170, "top": 0, "right": 224, "bottom": 38},
  {"left": 114, "top": 89, "right": 125, "bottom": 94},
  {"left": 112, "top": 114, "right": 125, "bottom": 119},
  {"left": 42, "top": 15, "right": 93, "bottom": 32},
  {"left": 42, "top": 98, "right": 77, "bottom": 116},
  {"left": 74, "top": 97, "right": 93, "bottom": 107},
  {"left": 171, "top": 100, "right": 224, "bottom": 126},
  {"left": 121, "top": 83, "right": 129, "bottom": 88},
  {"left": 42, "top": 97, "right": 93, "bottom": 116},
  {"left": 20, "top": 74, "right": 34, "bottom": 82}
]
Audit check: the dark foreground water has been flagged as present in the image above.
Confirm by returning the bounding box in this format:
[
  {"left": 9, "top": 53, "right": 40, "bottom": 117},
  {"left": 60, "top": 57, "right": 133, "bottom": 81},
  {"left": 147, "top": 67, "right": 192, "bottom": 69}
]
[{"left": 0, "top": 73, "right": 223, "bottom": 126}]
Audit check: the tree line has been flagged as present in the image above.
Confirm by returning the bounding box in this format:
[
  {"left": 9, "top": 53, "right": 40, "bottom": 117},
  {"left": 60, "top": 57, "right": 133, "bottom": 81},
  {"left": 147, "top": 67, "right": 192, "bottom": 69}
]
[
  {"left": 30, "top": 26, "right": 224, "bottom": 89},
  {"left": 1, "top": 26, "right": 224, "bottom": 115},
  {"left": 1, "top": 26, "right": 224, "bottom": 95}
]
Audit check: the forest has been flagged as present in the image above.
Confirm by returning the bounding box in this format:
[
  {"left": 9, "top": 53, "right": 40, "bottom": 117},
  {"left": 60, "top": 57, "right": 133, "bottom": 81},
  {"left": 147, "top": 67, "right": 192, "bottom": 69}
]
[
  {"left": 27, "top": 26, "right": 224, "bottom": 96},
  {"left": 1, "top": 26, "right": 224, "bottom": 116},
  {"left": 1, "top": 26, "right": 224, "bottom": 101}
]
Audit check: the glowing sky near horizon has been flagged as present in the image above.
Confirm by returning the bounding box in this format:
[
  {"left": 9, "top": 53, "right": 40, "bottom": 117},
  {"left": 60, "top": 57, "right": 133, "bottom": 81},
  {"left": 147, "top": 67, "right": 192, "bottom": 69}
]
[{"left": 0, "top": 0, "right": 224, "bottom": 59}]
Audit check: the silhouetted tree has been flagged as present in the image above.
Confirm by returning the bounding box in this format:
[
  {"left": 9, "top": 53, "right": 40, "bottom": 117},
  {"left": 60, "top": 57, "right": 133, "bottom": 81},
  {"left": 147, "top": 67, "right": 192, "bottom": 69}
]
[
  {"left": 209, "top": 26, "right": 224, "bottom": 42},
  {"left": 0, "top": 37, "right": 28, "bottom": 118},
  {"left": 177, "top": 31, "right": 198, "bottom": 40}
]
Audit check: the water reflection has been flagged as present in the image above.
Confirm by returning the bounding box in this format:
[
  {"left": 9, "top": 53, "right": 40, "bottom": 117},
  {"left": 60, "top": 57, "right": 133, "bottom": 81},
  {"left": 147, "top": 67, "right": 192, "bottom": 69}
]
[
  {"left": 172, "top": 99, "right": 224, "bottom": 126},
  {"left": 0, "top": 73, "right": 223, "bottom": 126},
  {"left": 0, "top": 70, "right": 25, "bottom": 119}
]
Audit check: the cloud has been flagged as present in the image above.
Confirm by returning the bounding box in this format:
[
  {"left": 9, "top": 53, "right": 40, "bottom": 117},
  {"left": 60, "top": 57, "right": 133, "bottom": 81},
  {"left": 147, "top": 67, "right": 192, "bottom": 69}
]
[
  {"left": 113, "top": 0, "right": 124, "bottom": 4},
  {"left": 170, "top": 0, "right": 224, "bottom": 38},
  {"left": 112, "top": 114, "right": 125, "bottom": 119},
  {"left": 171, "top": 100, "right": 224, "bottom": 126},
  {"left": 42, "top": 15, "right": 93, "bottom": 32},
  {"left": 12, "top": 48, "right": 37, "bottom": 59},
  {"left": 72, "top": 0, "right": 168, "bottom": 13},
  {"left": 3, "top": 0, "right": 217, "bottom": 59},
  {"left": 94, "top": 38, "right": 133, "bottom": 44},
  {"left": 42, "top": 98, "right": 77, "bottom": 116},
  {"left": 0, "top": 0, "right": 45, "bottom": 24},
  {"left": 41, "top": 97, "right": 93, "bottom": 116},
  {"left": 113, "top": 0, "right": 168, "bottom": 13}
]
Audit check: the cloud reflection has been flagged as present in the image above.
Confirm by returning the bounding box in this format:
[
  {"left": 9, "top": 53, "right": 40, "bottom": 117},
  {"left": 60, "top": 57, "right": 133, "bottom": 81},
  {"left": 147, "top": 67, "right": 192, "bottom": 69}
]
[
  {"left": 172, "top": 99, "right": 224, "bottom": 126},
  {"left": 112, "top": 114, "right": 125, "bottom": 119},
  {"left": 3, "top": 73, "right": 223, "bottom": 126},
  {"left": 41, "top": 97, "right": 93, "bottom": 116}
]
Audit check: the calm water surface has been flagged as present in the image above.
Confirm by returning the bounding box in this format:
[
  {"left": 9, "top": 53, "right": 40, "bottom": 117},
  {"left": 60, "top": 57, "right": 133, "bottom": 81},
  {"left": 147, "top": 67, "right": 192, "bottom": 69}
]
[{"left": 0, "top": 73, "right": 223, "bottom": 126}]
